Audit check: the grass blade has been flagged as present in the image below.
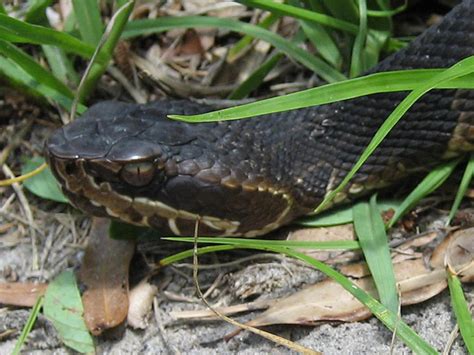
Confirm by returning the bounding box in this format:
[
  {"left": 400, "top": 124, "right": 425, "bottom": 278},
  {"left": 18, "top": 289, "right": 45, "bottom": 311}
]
[
  {"left": 353, "top": 195, "right": 399, "bottom": 314},
  {"left": 123, "top": 16, "right": 346, "bottom": 83},
  {"left": 315, "top": 55, "right": 474, "bottom": 213},
  {"left": 388, "top": 158, "right": 461, "bottom": 228},
  {"left": 0, "top": 14, "right": 105, "bottom": 62},
  {"left": 228, "top": 12, "right": 279, "bottom": 62},
  {"left": 447, "top": 271, "right": 474, "bottom": 353},
  {"left": 0, "top": 40, "right": 73, "bottom": 98},
  {"left": 299, "top": 17, "right": 343, "bottom": 69},
  {"left": 239, "top": 0, "right": 360, "bottom": 34},
  {"left": 299, "top": 199, "right": 401, "bottom": 227},
  {"left": 322, "top": 0, "right": 359, "bottom": 24},
  {"left": 228, "top": 52, "right": 283, "bottom": 99},
  {"left": 168, "top": 69, "right": 474, "bottom": 122},
  {"left": 163, "top": 239, "right": 437, "bottom": 354},
  {"left": 78, "top": 1, "right": 134, "bottom": 101},
  {"left": 0, "top": 56, "right": 85, "bottom": 113},
  {"left": 72, "top": 0, "right": 103, "bottom": 45},
  {"left": 12, "top": 295, "right": 44, "bottom": 355},
  {"left": 447, "top": 153, "right": 474, "bottom": 225},
  {"left": 164, "top": 237, "right": 360, "bottom": 250},
  {"left": 350, "top": 0, "right": 368, "bottom": 77},
  {"left": 367, "top": 1, "right": 407, "bottom": 17},
  {"left": 42, "top": 45, "right": 79, "bottom": 86},
  {"left": 24, "top": 0, "right": 52, "bottom": 24},
  {"left": 159, "top": 245, "right": 238, "bottom": 267}
]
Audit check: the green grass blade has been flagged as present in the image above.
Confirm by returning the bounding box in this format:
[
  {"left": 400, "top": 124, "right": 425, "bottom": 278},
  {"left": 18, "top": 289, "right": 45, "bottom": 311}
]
[
  {"left": 160, "top": 245, "right": 238, "bottom": 266},
  {"left": 78, "top": 1, "right": 134, "bottom": 100},
  {"left": 350, "top": 0, "right": 368, "bottom": 77},
  {"left": 0, "top": 56, "right": 85, "bottom": 113},
  {"left": 42, "top": 45, "right": 79, "bottom": 86},
  {"left": 367, "top": 1, "right": 407, "bottom": 17},
  {"left": 228, "top": 52, "right": 283, "bottom": 99},
  {"left": 0, "top": 14, "right": 105, "bottom": 62},
  {"left": 228, "top": 12, "right": 279, "bottom": 62},
  {"left": 353, "top": 195, "right": 399, "bottom": 314},
  {"left": 12, "top": 295, "right": 44, "bottom": 355},
  {"left": 300, "top": 19, "right": 343, "bottom": 69},
  {"left": 24, "top": 0, "right": 52, "bottom": 24},
  {"left": 0, "top": 40, "right": 74, "bottom": 98},
  {"left": 164, "top": 237, "right": 360, "bottom": 250},
  {"left": 72, "top": 0, "right": 103, "bottom": 45},
  {"left": 322, "top": 0, "right": 359, "bottom": 24},
  {"left": 0, "top": 3, "right": 6, "bottom": 14},
  {"left": 298, "top": 199, "right": 401, "bottom": 227},
  {"left": 447, "top": 153, "right": 474, "bottom": 225},
  {"left": 315, "top": 55, "right": 474, "bottom": 213},
  {"left": 123, "top": 16, "right": 346, "bottom": 83},
  {"left": 239, "top": 0, "right": 360, "bottom": 34},
  {"left": 447, "top": 271, "right": 474, "bottom": 353},
  {"left": 292, "top": 0, "right": 343, "bottom": 69},
  {"left": 281, "top": 247, "right": 436, "bottom": 354},
  {"left": 388, "top": 158, "right": 461, "bottom": 228},
  {"left": 163, "top": 239, "right": 437, "bottom": 354},
  {"left": 168, "top": 69, "right": 474, "bottom": 122}
]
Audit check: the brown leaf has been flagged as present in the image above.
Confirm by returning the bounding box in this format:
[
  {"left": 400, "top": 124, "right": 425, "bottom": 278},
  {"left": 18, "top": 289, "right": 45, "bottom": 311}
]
[
  {"left": 176, "top": 29, "right": 204, "bottom": 56},
  {"left": 391, "top": 231, "right": 439, "bottom": 264},
  {"left": 287, "top": 224, "right": 359, "bottom": 263},
  {"left": 0, "top": 282, "right": 47, "bottom": 307},
  {"left": 339, "top": 262, "right": 370, "bottom": 278},
  {"left": 431, "top": 227, "right": 474, "bottom": 275},
  {"left": 244, "top": 259, "right": 446, "bottom": 328},
  {"left": 78, "top": 218, "right": 135, "bottom": 336},
  {"left": 445, "top": 228, "right": 474, "bottom": 282}
]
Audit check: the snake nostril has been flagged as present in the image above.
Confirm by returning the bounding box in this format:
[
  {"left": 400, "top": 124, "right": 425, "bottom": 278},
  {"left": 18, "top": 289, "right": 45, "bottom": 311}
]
[{"left": 64, "top": 162, "right": 78, "bottom": 176}]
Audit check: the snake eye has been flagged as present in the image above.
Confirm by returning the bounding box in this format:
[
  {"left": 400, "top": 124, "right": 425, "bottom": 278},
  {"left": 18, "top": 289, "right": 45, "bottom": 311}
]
[{"left": 120, "top": 162, "right": 155, "bottom": 187}]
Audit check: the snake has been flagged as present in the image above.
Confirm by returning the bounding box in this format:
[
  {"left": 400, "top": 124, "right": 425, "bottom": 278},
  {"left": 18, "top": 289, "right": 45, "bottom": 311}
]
[{"left": 45, "top": 0, "right": 474, "bottom": 238}]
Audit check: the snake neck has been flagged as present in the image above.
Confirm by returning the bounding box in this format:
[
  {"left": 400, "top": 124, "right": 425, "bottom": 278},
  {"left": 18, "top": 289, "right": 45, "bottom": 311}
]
[{"left": 264, "top": 0, "right": 474, "bottom": 212}]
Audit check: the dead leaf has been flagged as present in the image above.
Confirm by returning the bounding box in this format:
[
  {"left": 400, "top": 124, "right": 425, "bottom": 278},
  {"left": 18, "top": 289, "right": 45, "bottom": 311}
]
[
  {"left": 431, "top": 227, "right": 474, "bottom": 278},
  {"left": 243, "top": 259, "right": 446, "bottom": 328},
  {"left": 451, "top": 208, "right": 474, "bottom": 226},
  {"left": 445, "top": 228, "right": 474, "bottom": 282},
  {"left": 391, "top": 231, "right": 439, "bottom": 264},
  {"left": 287, "top": 224, "right": 359, "bottom": 263},
  {"left": 176, "top": 29, "right": 205, "bottom": 56},
  {"left": 0, "top": 282, "right": 47, "bottom": 307},
  {"left": 78, "top": 218, "right": 135, "bottom": 336},
  {"left": 339, "top": 262, "right": 370, "bottom": 278}
]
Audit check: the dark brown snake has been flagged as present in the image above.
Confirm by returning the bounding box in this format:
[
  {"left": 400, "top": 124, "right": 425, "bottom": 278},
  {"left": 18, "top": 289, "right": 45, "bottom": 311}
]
[{"left": 45, "top": 1, "right": 474, "bottom": 237}]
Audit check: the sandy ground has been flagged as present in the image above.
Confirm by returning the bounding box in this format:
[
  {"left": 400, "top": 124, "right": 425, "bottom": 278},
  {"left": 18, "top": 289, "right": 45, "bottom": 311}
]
[{"left": 0, "top": 211, "right": 471, "bottom": 354}]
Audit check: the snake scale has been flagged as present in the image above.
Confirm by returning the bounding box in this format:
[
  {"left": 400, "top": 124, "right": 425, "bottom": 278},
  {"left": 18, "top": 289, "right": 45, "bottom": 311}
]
[{"left": 46, "top": 0, "right": 474, "bottom": 237}]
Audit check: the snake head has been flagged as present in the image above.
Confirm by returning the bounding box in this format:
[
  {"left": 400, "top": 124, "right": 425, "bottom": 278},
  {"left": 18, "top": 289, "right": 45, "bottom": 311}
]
[{"left": 45, "top": 101, "right": 298, "bottom": 237}]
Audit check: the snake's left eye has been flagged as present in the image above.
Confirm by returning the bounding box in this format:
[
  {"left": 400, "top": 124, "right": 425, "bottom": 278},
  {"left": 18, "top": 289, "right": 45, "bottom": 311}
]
[{"left": 121, "top": 162, "right": 155, "bottom": 187}]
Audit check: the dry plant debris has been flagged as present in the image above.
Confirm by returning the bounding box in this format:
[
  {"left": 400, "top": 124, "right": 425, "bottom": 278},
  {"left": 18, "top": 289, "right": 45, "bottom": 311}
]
[{"left": 78, "top": 218, "right": 135, "bottom": 336}]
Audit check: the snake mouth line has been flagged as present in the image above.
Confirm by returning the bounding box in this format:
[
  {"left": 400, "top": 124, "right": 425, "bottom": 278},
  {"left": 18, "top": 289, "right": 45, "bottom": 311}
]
[{"left": 48, "top": 154, "right": 294, "bottom": 237}]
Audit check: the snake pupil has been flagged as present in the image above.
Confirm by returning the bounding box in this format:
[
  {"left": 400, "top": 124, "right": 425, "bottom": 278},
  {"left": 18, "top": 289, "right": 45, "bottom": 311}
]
[{"left": 121, "top": 162, "right": 155, "bottom": 187}]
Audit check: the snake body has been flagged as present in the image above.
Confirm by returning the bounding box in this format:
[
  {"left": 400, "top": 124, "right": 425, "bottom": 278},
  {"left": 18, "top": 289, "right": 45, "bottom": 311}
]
[{"left": 46, "top": 1, "right": 474, "bottom": 237}]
